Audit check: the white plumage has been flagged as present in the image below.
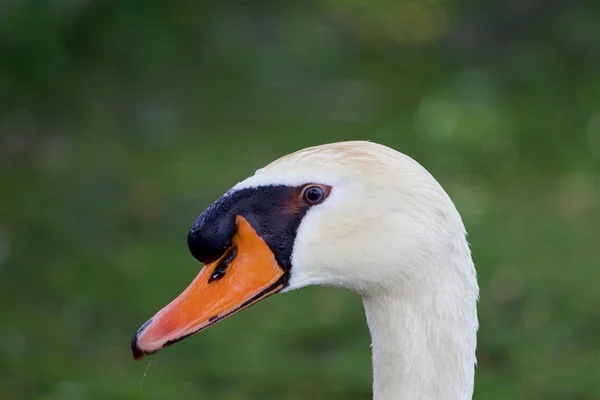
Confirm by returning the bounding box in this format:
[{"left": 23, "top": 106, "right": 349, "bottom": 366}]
[{"left": 234, "top": 141, "right": 479, "bottom": 400}]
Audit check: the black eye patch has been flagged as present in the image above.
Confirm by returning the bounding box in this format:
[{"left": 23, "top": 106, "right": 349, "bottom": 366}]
[{"left": 187, "top": 184, "right": 332, "bottom": 283}]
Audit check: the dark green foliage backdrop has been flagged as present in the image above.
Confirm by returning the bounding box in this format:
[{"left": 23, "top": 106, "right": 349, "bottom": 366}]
[{"left": 1, "top": 1, "right": 599, "bottom": 399}]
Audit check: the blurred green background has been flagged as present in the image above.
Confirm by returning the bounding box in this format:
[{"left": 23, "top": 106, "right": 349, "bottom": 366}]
[{"left": 1, "top": 1, "right": 599, "bottom": 399}]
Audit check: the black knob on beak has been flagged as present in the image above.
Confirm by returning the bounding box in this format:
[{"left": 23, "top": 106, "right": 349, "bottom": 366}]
[{"left": 187, "top": 199, "right": 236, "bottom": 264}]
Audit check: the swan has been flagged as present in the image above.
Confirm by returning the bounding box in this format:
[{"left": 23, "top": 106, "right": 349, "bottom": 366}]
[{"left": 131, "top": 140, "right": 479, "bottom": 400}]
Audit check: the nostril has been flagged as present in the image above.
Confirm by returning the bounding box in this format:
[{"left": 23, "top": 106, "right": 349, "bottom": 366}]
[{"left": 208, "top": 246, "right": 237, "bottom": 283}]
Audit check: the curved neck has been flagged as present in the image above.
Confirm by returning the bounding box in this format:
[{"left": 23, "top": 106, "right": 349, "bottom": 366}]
[{"left": 362, "top": 268, "right": 478, "bottom": 400}]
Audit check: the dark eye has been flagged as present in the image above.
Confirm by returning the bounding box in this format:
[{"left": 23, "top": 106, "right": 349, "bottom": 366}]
[{"left": 302, "top": 185, "right": 326, "bottom": 205}]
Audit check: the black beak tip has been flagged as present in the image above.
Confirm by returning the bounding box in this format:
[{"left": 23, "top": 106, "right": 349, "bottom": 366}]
[
  {"left": 131, "top": 333, "right": 146, "bottom": 361},
  {"left": 131, "top": 317, "right": 154, "bottom": 361}
]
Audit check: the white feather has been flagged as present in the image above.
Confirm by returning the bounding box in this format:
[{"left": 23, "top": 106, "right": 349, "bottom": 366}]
[{"left": 234, "top": 141, "right": 479, "bottom": 400}]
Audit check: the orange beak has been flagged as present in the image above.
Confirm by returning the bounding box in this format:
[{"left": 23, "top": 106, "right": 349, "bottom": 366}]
[{"left": 131, "top": 215, "right": 285, "bottom": 359}]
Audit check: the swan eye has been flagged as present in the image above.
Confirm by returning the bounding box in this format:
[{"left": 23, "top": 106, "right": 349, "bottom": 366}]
[{"left": 302, "top": 185, "right": 327, "bottom": 205}]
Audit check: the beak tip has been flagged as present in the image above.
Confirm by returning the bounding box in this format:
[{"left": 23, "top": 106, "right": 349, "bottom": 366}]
[
  {"left": 131, "top": 333, "right": 146, "bottom": 361},
  {"left": 131, "top": 317, "right": 156, "bottom": 360}
]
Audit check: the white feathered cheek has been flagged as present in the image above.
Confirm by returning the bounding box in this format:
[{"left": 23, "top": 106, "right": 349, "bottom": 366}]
[{"left": 286, "top": 187, "right": 384, "bottom": 292}]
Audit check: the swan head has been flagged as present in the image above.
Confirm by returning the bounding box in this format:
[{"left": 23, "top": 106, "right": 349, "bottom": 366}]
[{"left": 131, "top": 141, "right": 477, "bottom": 359}]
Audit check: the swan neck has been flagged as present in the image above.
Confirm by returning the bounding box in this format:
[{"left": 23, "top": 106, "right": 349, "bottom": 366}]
[{"left": 363, "top": 281, "right": 477, "bottom": 400}]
